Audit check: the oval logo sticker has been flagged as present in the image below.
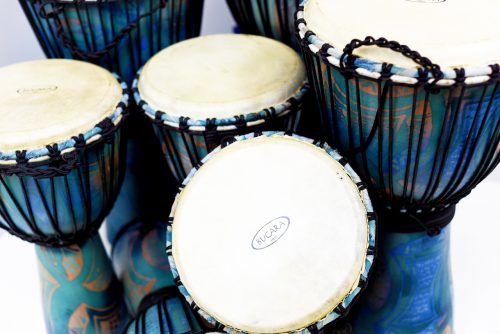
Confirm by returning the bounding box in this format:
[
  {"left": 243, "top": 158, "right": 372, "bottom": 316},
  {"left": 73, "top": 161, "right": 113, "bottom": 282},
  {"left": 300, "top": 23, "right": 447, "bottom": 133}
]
[{"left": 252, "top": 217, "right": 290, "bottom": 250}]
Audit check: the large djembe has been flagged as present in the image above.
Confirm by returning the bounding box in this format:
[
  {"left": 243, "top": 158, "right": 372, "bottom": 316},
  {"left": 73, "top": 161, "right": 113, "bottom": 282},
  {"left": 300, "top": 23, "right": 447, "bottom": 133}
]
[
  {"left": 0, "top": 59, "right": 130, "bottom": 333},
  {"left": 297, "top": 0, "right": 499, "bottom": 332},
  {"left": 18, "top": 0, "right": 206, "bottom": 243},
  {"left": 226, "top": 0, "right": 301, "bottom": 51}
]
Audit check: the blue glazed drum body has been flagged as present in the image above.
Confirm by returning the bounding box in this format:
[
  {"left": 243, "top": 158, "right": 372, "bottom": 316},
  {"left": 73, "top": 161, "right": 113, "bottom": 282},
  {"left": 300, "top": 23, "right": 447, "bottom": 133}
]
[
  {"left": 352, "top": 227, "right": 453, "bottom": 334},
  {"left": 125, "top": 294, "right": 202, "bottom": 334},
  {"left": 105, "top": 113, "right": 173, "bottom": 243},
  {"left": 36, "top": 234, "right": 129, "bottom": 334},
  {"left": 0, "top": 129, "right": 124, "bottom": 246},
  {"left": 301, "top": 50, "right": 500, "bottom": 210},
  {"left": 19, "top": 0, "right": 205, "bottom": 84},
  {"left": 226, "top": 0, "right": 301, "bottom": 51},
  {"left": 154, "top": 113, "right": 303, "bottom": 182},
  {"left": 112, "top": 220, "right": 175, "bottom": 315}
]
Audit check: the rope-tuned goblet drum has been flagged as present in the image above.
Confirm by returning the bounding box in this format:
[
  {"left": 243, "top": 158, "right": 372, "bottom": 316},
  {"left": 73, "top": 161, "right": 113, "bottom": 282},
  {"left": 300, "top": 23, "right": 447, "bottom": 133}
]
[
  {"left": 296, "top": 0, "right": 499, "bottom": 332},
  {"left": 226, "top": 0, "right": 301, "bottom": 51},
  {"left": 0, "top": 59, "right": 130, "bottom": 333},
  {"left": 134, "top": 34, "right": 308, "bottom": 182},
  {"left": 18, "top": 0, "right": 207, "bottom": 243},
  {"left": 167, "top": 131, "right": 376, "bottom": 333}
]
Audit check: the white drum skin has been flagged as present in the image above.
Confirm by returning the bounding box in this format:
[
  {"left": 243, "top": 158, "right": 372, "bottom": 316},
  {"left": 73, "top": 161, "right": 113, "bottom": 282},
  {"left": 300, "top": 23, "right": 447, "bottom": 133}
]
[
  {"left": 138, "top": 34, "right": 306, "bottom": 120},
  {"left": 170, "top": 134, "right": 373, "bottom": 333},
  {"left": 304, "top": 0, "right": 500, "bottom": 70},
  {"left": 0, "top": 59, "right": 123, "bottom": 153}
]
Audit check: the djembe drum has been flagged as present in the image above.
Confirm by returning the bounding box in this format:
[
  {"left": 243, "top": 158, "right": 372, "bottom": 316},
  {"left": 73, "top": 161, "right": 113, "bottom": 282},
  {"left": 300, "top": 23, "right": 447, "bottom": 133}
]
[
  {"left": 18, "top": 0, "right": 206, "bottom": 243},
  {"left": 111, "top": 220, "right": 176, "bottom": 316},
  {"left": 226, "top": 0, "right": 301, "bottom": 51},
  {"left": 167, "top": 132, "right": 377, "bottom": 333},
  {"left": 134, "top": 34, "right": 308, "bottom": 182},
  {"left": 296, "top": 0, "right": 499, "bottom": 332},
  {"left": 0, "top": 59, "right": 129, "bottom": 333}
]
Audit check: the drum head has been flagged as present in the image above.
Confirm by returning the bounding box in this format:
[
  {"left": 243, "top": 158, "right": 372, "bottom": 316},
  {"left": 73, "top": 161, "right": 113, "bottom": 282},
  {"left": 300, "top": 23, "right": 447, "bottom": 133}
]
[
  {"left": 170, "top": 134, "right": 372, "bottom": 333},
  {"left": 304, "top": 0, "right": 500, "bottom": 69},
  {"left": 138, "top": 34, "right": 306, "bottom": 120},
  {"left": 0, "top": 59, "right": 122, "bottom": 153}
]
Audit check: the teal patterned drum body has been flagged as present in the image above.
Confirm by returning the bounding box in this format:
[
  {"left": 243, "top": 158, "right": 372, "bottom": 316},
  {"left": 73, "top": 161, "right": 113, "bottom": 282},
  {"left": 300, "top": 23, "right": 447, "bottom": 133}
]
[
  {"left": 19, "top": 0, "right": 205, "bottom": 83},
  {"left": 135, "top": 34, "right": 308, "bottom": 182},
  {"left": 226, "top": 0, "right": 301, "bottom": 51},
  {"left": 0, "top": 59, "right": 128, "bottom": 246},
  {"left": 112, "top": 220, "right": 175, "bottom": 316},
  {"left": 167, "top": 132, "right": 376, "bottom": 333},
  {"left": 37, "top": 235, "right": 129, "bottom": 334},
  {"left": 125, "top": 293, "right": 202, "bottom": 334},
  {"left": 352, "top": 227, "right": 453, "bottom": 334}
]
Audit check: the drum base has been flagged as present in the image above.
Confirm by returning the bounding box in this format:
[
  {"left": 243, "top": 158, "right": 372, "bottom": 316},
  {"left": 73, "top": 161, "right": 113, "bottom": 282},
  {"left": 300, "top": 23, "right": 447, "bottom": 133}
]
[
  {"left": 351, "top": 226, "right": 453, "bottom": 334},
  {"left": 36, "top": 235, "right": 129, "bottom": 334}
]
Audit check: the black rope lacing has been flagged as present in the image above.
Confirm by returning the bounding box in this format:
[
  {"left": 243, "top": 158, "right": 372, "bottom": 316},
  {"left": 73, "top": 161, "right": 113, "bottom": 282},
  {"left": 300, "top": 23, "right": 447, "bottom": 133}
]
[{"left": 35, "top": 0, "right": 169, "bottom": 62}]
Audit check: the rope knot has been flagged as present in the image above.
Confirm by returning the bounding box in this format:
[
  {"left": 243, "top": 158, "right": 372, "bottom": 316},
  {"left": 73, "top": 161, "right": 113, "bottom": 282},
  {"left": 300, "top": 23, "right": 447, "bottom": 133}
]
[
  {"left": 178, "top": 116, "right": 190, "bottom": 131},
  {"left": 46, "top": 144, "right": 61, "bottom": 161},
  {"left": 154, "top": 111, "right": 164, "bottom": 126},
  {"left": 380, "top": 63, "right": 393, "bottom": 80},
  {"left": 15, "top": 150, "right": 28, "bottom": 166},
  {"left": 72, "top": 134, "right": 86, "bottom": 150},
  {"left": 96, "top": 117, "right": 116, "bottom": 143},
  {"left": 489, "top": 64, "right": 500, "bottom": 80},
  {"left": 234, "top": 115, "right": 246, "bottom": 129},
  {"left": 454, "top": 68, "right": 466, "bottom": 84}
]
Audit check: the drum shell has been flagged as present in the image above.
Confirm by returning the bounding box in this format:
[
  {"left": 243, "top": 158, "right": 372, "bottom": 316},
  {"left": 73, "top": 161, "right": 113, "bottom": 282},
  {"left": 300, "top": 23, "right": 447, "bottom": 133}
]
[
  {"left": 226, "top": 0, "right": 301, "bottom": 51},
  {"left": 105, "top": 109, "right": 173, "bottom": 243},
  {"left": 301, "top": 46, "right": 500, "bottom": 211},
  {"left": 352, "top": 227, "right": 453, "bottom": 333},
  {"left": 19, "top": 0, "right": 205, "bottom": 84},
  {"left": 153, "top": 111, "right": 302, "bottom": 182},
  {"left": 112, "top": 221, "right": 175, "bottom": 316},
  {"left": 36, "top": 234, "right": 129, "bottom": 334},
  {"left": 125, "top": 295, "right": 202, "bottom": 334},
  {"left": 0, "top": 128, "right": 125, "bottom": 246}
]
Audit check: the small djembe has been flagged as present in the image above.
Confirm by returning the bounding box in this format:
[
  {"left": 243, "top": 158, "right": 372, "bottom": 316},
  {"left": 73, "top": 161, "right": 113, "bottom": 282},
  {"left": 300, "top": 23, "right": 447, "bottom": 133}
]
[
  {"left": 133, "top": 34, "right": 308, "bottom": 182},
  {"left": 18, "top": 0, "right": 207, "bottom": 243},
  {"left": 0, "top": 59, "right": 130, "bottom": 333},
  {"left": 297, "top": 0, "right": 499, "bottom": 332}
]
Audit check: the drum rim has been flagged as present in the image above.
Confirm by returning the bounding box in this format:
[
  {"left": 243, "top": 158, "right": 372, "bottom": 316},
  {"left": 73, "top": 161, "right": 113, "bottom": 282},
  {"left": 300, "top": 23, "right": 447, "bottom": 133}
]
[
  {"left": 0, "top": 74, "right": 129, "bottom": 165},
  {"left": 133, "top": 72, "right": 309, "bottom": 132},
  {"left": 296, "top": 1, "right": 500, "bottom": 87},
  {"left": 166, "top": 131, "right": 377, "bottom": 334}
]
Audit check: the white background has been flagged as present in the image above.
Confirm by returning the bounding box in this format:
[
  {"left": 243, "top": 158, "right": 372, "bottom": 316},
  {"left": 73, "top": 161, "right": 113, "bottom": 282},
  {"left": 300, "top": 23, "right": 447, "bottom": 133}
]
[{"left": 0, "top": 1, "right": 498, "bottom": 333}]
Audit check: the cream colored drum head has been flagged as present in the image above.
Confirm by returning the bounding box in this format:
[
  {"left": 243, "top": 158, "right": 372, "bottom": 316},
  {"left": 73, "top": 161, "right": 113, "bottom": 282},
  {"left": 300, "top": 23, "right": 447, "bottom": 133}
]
[
  {"left": 170, "top": 134, "right": 372, "bottom": 333},
  {"left": 138, "top": 34, "right": 306, "bottom": 120},
  {"left": 304, "top": 0, "right": 500, "bottom": 69},
  {"left": 0, "top": 59, "right": 123, "bottom": 152}
]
